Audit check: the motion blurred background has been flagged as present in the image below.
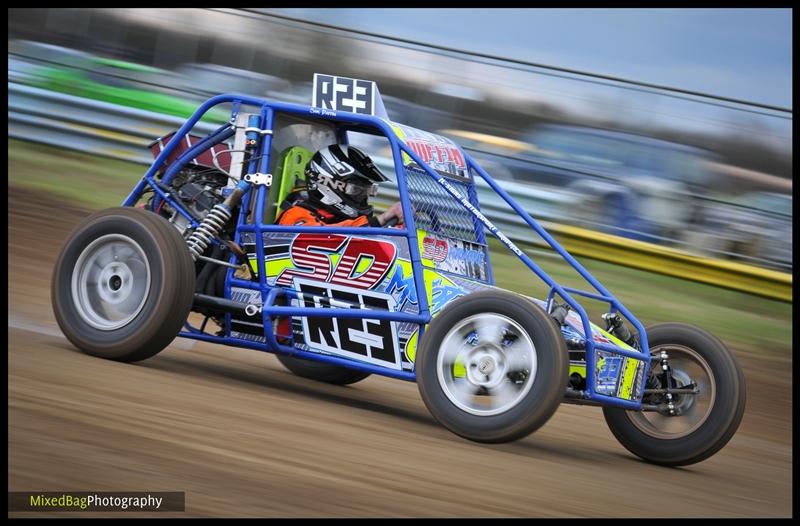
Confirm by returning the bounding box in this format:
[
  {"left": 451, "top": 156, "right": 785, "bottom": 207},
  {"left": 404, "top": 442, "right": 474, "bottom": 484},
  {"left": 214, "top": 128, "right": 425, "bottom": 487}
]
[
  {"left": 7, "top": 8, "right": 793, "bottom": 517},
  {"left": 8, "top": 7, "right": 793, "bottom": 272}
]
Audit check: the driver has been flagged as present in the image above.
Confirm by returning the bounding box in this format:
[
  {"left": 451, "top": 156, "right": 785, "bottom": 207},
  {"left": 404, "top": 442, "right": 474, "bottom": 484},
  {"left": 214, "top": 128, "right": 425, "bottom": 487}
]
[
  {"left": 276, "top": 144, "right": 403, "bottom": 227},
  {"left": 273, "top": 144, "right": 403, "bottom": 345}
]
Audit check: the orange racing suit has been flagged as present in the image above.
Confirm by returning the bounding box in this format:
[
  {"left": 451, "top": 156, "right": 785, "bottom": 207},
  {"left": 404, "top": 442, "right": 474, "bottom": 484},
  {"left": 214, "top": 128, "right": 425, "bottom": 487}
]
[{"left": 276, "top": 203, "right": 379, "bottom": 227}]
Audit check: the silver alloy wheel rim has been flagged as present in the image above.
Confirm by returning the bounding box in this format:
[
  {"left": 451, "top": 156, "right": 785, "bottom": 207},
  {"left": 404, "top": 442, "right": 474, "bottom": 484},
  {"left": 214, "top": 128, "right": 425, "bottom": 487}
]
[
  {"left": 71, "top": 234, "right": 151, "bottom": 331},
  {"left": 436, "top": 313, "right": 537, "bottom": 416},
  {"left": 627, "top": 344, "right": 716, "bottom": 439}
]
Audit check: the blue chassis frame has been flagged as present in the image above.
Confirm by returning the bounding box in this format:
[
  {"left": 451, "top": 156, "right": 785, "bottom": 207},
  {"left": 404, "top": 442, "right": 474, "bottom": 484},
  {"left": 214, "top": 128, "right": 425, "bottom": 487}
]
[{"left": 123, "top": 93, "right": 651, "bottom": 410}]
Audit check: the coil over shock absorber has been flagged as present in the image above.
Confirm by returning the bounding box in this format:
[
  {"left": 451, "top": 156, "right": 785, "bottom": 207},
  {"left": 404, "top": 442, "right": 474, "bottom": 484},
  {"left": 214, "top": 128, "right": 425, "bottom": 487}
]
[
  {"left": 186, "top": 204, "right": 232, "bottom": 259},
  {"left": 186, "top": 180, "right": 249, "bottom": 260}
]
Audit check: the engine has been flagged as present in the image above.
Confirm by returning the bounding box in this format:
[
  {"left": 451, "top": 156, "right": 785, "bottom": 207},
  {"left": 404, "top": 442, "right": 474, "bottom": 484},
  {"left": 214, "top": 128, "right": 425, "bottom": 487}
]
[{"left": 147, "top": 167, "right": 230, "bottom": 237}]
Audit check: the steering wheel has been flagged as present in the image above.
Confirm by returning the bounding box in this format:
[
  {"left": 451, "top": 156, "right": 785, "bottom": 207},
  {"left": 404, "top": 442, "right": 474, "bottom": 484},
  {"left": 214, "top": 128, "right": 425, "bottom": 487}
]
[{"left": 382, "top": 216, "right": 400, "bottom": 228}]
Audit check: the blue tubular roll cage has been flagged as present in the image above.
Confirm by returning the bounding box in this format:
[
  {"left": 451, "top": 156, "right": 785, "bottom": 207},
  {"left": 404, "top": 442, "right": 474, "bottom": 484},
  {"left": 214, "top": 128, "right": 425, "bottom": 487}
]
[{"left": 123, "top": 93, "right": 651, "bottom": 408}]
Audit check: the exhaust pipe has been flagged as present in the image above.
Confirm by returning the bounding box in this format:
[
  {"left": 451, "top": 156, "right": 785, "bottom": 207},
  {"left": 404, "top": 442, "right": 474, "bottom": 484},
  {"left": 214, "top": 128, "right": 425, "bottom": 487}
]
[{"left": 193, "top": 293, "right": 259, "bottom": 316}]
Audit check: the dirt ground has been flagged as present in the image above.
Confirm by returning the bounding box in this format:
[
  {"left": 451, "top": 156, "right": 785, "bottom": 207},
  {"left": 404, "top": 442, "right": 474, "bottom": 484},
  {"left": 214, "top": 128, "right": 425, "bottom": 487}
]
[{"left": 7, "top": 187, "right": 792, "bottom": 517}]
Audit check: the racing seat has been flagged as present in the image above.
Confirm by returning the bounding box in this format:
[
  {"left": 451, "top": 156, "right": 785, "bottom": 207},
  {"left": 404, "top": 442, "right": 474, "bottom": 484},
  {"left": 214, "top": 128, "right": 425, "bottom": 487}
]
[
  {"left": 264, "top": 145, "right": 313, "bottom": 224},
  {"left": 263, "top": 145, "right": 313, "bottom": 344}
]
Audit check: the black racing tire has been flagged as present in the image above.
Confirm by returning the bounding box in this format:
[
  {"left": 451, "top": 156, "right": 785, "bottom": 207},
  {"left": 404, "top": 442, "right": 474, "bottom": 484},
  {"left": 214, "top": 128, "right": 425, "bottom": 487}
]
[
  {"left": 416, "top": 290, "right": 568, "bottom": 443},
  {"left": 275, "top": 354, "right": 371, "bottom": 385},
  {"left": 51, "top": 207, "right": 195, "bottom": 362},
  {"left": 603, "top": 323, "right": 746, "bottom": 466}
]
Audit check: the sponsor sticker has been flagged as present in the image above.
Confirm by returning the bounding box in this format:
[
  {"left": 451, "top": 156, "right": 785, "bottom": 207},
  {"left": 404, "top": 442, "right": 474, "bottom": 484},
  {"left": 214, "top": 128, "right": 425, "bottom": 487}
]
[
  {"left": 295, "top": 278, "right": 402, "bottom": 370},
  {"left": 419, "top": 233, "right": 488, "bottom": 281}
]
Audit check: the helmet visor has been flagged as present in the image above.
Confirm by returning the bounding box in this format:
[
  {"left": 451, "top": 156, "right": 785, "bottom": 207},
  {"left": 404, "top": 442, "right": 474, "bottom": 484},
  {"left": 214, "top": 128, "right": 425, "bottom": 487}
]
[{"left": 345, "top": 181, "right": 380, "bottom": 198}]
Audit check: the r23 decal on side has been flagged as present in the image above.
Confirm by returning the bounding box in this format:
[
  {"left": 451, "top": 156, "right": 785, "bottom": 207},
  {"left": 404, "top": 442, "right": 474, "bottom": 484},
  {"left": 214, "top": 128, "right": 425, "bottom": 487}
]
[
  {"left": 295, "top": 278, "right": 403, "bottom": 370},
  {"left": 277, "top": 234, "right": 402, "bottom": 369}
]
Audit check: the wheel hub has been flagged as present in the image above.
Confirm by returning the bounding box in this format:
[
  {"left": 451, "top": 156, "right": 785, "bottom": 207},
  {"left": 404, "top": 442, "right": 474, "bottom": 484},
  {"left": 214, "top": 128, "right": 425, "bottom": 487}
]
[
  {"left": 436, "top": 313, "right": 538, "bottom": 416},
  {"left": 97, "top": 262, "right": 134, "bottom": 304},
  {"left": 627, "top": 344, "right": 715, "bottom": 439},
  {"left": 466, "top": 346, "right": 507, "bottom": 389},
  {"left": 71, "top": 234, "right": 151, "bottom": 331},
  {"left": 478, "top": 357, "right": 495, "bottom": 375},
  {"left": 664, "top": 368, "right": 696, "bottom": 415}
]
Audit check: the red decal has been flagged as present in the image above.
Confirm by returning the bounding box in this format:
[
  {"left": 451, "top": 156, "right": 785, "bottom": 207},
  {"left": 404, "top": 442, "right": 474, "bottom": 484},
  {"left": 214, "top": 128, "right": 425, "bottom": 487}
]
[
  {"left": 276, "top": 234, "right": 348, "bottom": 286},
  {"left": 276, "top": 234, "right": 397, "bottom": 290},
  {"left": 329, "top": 238, "right": 396, "bottom": 289},
  {"left": 422, "top": 237, "right": 448, "bottom": 262},
  {"left": 593, "top": 333, "right": 611, "bottom": 344},
  {"left": 432, "top": 144, "right": 446, "bottom": 164},
  {"left": 406, "top": 139, "right": 467, "bottom": 170},
  {"left": 447, "top": 145, "right": 465, "bottom": 168}
]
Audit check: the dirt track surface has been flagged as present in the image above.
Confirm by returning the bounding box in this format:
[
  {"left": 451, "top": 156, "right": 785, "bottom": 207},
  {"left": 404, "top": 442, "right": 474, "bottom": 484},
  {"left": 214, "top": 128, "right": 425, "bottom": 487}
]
[{"left": 8, "top": 188, "right": 792, "bottom": 517}]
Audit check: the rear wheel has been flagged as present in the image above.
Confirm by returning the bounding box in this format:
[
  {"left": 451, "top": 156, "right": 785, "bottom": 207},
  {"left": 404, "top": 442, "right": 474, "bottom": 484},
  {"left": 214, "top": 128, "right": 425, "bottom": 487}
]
[
  {"left": 416, "top": 290, "right": 568, "bottom": 443},
  {"left": 275, "top": 354, "right": 371, "bottom": 385},
  {"left": 603, "top": 323, "right": 746, "bottom": 466},
  {"left": 51, "top": 207, "right": 195, "bottom": 362}
]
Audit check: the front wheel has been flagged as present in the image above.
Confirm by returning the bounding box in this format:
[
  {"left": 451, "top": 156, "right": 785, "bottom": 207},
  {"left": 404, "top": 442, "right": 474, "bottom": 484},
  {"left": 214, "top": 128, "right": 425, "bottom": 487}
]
[
  {"left": 416, "top": 290, "right": 568, "bottom": 443},
  {"left": 51, "top": 207, "right": 196, "bottom": 362},
  {"left": 603, "top": 323, "right": 746, "bottom": 466}
]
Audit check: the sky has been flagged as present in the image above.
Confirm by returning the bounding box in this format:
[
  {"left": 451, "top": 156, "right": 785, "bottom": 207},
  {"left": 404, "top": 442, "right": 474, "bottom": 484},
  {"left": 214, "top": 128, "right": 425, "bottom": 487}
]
[{"left": 267, "top": 8, "right": 792, "bottom": 110}]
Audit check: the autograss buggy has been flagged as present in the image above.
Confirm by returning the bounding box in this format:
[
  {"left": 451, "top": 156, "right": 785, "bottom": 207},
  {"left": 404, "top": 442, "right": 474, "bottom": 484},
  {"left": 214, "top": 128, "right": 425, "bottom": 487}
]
[{"left": 51, "top": 75, "right": 745, "bottom": 466}]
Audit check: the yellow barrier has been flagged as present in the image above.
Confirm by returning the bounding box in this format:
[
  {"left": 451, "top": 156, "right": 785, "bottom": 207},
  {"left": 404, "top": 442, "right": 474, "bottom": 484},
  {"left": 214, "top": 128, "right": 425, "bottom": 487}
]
[{"left": 540, "top": 223, "right": 793, "bottom": 303}]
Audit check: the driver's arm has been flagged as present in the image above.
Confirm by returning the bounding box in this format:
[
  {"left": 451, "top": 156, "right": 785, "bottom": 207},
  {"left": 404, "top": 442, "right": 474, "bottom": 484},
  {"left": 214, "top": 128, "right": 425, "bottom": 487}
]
[{"left": 377, "top": 202, "right": 404, "bottom": 226}]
